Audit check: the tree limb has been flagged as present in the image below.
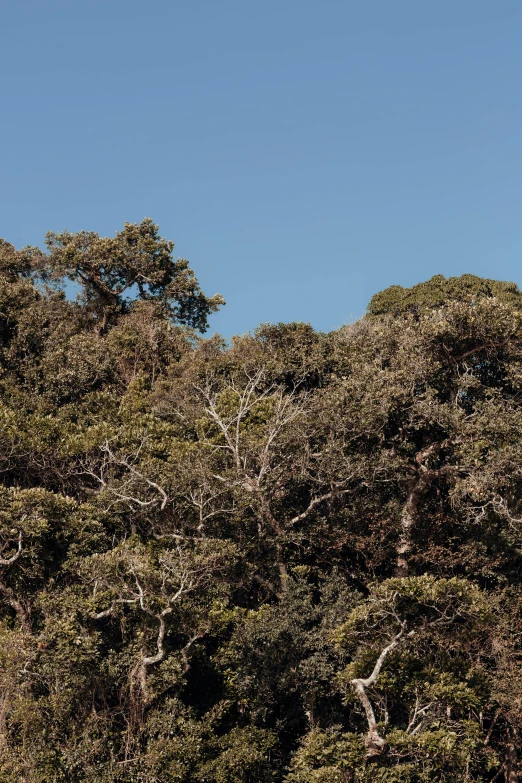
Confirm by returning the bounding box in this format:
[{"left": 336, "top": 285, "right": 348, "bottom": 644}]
[{"left": 351, "top": 624, "right": 415, "bottom": 757}]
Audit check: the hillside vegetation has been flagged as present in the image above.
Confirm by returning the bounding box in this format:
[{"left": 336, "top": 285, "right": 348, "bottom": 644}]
[{"left": 1, "top": 221, "right": 522, "bottom": 782}]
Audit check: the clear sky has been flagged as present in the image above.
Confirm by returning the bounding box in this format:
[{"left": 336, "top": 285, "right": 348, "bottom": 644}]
[{"left": 2, "top": 1, "right": 522, "bottom": 337}]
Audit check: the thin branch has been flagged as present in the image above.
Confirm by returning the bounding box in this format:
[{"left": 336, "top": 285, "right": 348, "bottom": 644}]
[
  {"left": 95, "top": 597, "right": 140, "bottom": 619},
  {"left": 484, "top": 708, "right": 500, "bottom": 746},
  {"left": 287, "top": 487, "right": 353, "bottom": 526},
  {"left": 101, "top": 442, "right": 168, "bottom": 510}
]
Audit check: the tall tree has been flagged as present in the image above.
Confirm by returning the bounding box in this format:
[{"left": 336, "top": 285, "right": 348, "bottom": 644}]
[{"left": 39, "top": 218, "right": 224, "bottom": 331}]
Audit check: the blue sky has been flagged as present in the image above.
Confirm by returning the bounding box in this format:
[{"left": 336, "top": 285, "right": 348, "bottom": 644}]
[{"left": 2, "top": 1, "right": 522, "bottom": 337}]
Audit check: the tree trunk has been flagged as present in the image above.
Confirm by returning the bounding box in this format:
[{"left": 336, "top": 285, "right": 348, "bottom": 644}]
[
  {"left": 506, "top": 732, "right": 518, "bottom": 783},
  {"left": 351, "top": 626, "right": 413, "bottom": 757},
  {"left": 395, "top": 447, "right": 441, "bottom": 577},
  {"left": 395, "top": 479, "right": 423, "bottom": 578},
  {"left": 258, "top": 496, "right": 289, "bottom": 593}
]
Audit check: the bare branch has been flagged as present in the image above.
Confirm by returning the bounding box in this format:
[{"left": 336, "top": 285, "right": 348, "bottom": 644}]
[
  {"left": 287, "top": 487, "right": 354, "bottom": 526},
  {"left": 101, "top": 442, "right": 168, "bottom": 510},
  {"left": 351, "top": 624, "right": 415, "bottom": 757},
  {"left": 142, "top": 611, "right": 170, "bottom": 668},
  {"left": 0, "top": 531, "right": 22, "bottom": 566},
  {"left": 95, "top": 597, "right": 140, "bottom": 619}
]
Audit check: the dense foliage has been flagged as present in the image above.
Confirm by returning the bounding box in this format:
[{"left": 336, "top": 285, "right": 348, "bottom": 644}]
[{"left": 0, "top": 223, "right": 522, "bottom": 782}]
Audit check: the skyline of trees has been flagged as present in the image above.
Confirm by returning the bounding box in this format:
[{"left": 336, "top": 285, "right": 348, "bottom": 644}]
[{"left": 0, "top": 222, "right": 521, "bottom": 781}]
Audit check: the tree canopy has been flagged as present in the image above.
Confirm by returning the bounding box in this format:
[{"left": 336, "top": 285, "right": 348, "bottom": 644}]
[
  {"left": 367, "top": 273, "right": 522, "bottom": 317},
  {"left": 0, "top": 224, "right": 521, "bottom": 782},
  {"left": 28, "top": 218, "right": 224, "bottom": 331}
]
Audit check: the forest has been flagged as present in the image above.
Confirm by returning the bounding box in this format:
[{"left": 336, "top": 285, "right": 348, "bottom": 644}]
[{"left": 1, "top": 219, "right": 522, "bottom": 782}]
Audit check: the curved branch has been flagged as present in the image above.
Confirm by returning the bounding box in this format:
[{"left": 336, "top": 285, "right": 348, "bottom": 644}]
[
  {"left": 351, "top": 625, "right": 415, "bottom": 757},
  {"left": 0, "top": 532, "right": 22, "bottom": 566}
]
